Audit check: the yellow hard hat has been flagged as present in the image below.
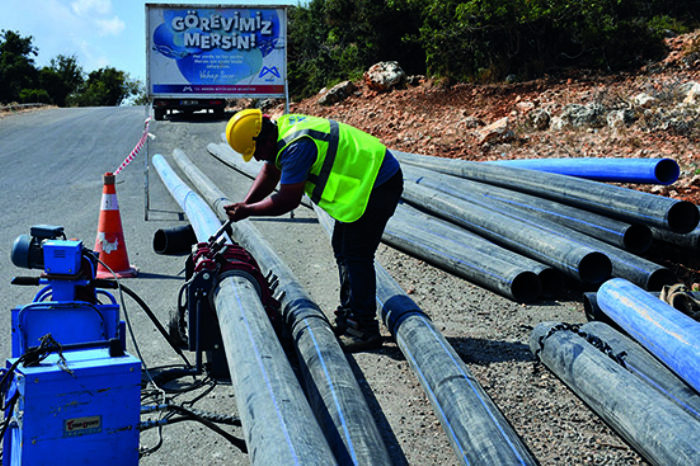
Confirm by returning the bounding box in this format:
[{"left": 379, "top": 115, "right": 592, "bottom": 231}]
[{"left": 226, "top": 109, "right": 262, "bottom": 162}]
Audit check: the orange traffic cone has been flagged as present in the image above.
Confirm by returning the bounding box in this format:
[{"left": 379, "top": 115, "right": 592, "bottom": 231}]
[{"left": 94, "top": 172, "right": 138, "bottom": 279}]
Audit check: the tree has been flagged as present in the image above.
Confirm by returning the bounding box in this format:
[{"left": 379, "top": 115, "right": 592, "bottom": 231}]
[
  {"left": 71, "top": 66, "right": 136, "bottom": 107},
  {"left": 0, "top": 30, "right": 39, "bottom": 103},
  {"left": 39, "top": 55, "right": 84, "bottom": 106}
]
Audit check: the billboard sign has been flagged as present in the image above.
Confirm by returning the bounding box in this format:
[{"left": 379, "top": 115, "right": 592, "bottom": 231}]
[{"left": 146, "top": 4, "right": 287, "bottom": 98}]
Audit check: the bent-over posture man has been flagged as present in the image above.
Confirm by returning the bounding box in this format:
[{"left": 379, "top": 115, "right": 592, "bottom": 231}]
[{"left": 224, "top": 110, "right": 403, "bottom": 352}]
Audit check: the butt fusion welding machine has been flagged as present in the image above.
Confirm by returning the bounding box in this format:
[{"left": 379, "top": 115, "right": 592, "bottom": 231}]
[
  {"left": 2, "top": 225, "right": 141, "bottom": 465},
  {"left": 1, "top": 223, "right": 278, "bottom": 464}
]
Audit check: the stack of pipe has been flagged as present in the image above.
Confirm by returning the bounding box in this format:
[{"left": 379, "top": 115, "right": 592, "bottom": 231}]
[
  {"left": 393, "top": 151, "right": 699, "bottom": 300},
  {"left": 169, "top": 148, "right": 393, "bottom": 465},
  {"left": 207, "top": 142, "right": 538, "bottom": 464},
  {"left": 152, "top": 154, "right": 338, "bottom": 464}
]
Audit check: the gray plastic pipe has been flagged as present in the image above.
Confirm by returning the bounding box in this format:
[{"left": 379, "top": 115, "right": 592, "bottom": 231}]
[
  {"left": 402, "top": 181, "right": 612, "bottom": 286},
  {"left": 171, "top": 148, "right": 392, "bottom": 465},
  {"left": 387, "top": 203, "right": 553, "bottom": 302},
  {"left": 580, "top": 321, "right": 700, "bottom": 421},
  {"left": 488, "top": 157, "right": 680, "bottom": 185},
  {"left": 152, "top": 153, "right": 337, "bottom": 465},
  {"left": 395, "top": 151, "right": 699, "bottom": 234},
  {"left": 402, "top": 168, "right": 673, "bottom": 290},
  {"left": 403, "top": 165, "right": 652, "bottom": 254},
  {"left": 314, "top": 207, "right": 537, "bottom": 465},
  {"left": 530, "top": 321, "right": 700, "bottom": 465}
]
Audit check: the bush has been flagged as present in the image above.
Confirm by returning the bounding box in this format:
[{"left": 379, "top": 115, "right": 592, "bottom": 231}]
[
  {"left": 286, "top": 0, "right": 700, "bottom": 96},
  {"left": 19, "top": 88, "right": 50, "bottom": 104}
]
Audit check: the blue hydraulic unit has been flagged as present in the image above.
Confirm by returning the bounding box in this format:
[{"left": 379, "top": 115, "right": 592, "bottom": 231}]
[{"left": 2, "top": 225, "right": 141, "bottom": 465}]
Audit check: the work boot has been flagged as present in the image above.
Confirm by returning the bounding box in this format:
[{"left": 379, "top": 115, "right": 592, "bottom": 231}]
[
  {"left": 333, "top": 307, "right": 351, "bottom": 336},
  {"left": 338, "top": 319, "right": 382, "bottom": 353}
]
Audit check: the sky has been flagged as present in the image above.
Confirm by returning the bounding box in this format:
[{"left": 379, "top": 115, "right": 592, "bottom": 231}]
[{"left": 1, "top": 0, "right": 297, "bottom": 84}]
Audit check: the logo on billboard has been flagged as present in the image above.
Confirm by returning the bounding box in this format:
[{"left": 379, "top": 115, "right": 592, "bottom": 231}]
[{"left": 259, "top": 66, "right": 281, "bottom": 79}]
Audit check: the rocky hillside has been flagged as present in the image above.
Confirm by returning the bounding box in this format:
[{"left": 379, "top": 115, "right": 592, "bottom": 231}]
[{"left": 270, "top": 30, "right": 700, "bottom": 288}]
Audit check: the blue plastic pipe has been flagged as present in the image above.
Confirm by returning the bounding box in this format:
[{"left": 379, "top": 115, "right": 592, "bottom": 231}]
[
  {"left": 597, "top": 278, "right": 700, "bottom": 394},
  {"left": 488, "top": 157, "right": 680, "bottom": 185},
  {"left": 395, "top": 151, "right": 698, "bottom": 233}
]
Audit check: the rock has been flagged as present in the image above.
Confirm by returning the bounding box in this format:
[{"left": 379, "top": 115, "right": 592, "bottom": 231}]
[
  {"left": 530, "top": 109, "right": 551, "bottom": 131},
  {"left": 406, "top": 75, "right": 425, "bottom": 87},
  {"left": 634, "top": 93, "right": 658, "bottom": 108},
  {"left": 461, "top": 116, "right": 484, "bottom": 129},
  {"left": 364, "top": 61, "right": 406, "bottom": 92},
  {"left": 606, "top": 109, "right": 635, "bottom": 128},
  {"left": 681, "top": 81, "right": 700, "bottom": 105},
  {"left": 318, "top": 80, "right": 357, "bottom": 106},
  {"left": 560, "top": 103, "right": 606, "bottom": 128},
  {"left": 475, "top": 117, "right": 513, "bottom": 145}
]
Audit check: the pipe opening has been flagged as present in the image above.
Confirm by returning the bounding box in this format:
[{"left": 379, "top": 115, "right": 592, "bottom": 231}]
[
  {"left": 578, "top": 252, "right": 612, "bottom": 286},
  {"left": 655, "top": 158, "right": 681, "bottom": 185},
  {"left": 668, "top": 202, "right": 700, "bottom": 234},
  {"left": 153, "top": 224, "right": 197, "bottom": 255},
  {"left": 538, "top": 268, "right": 564, "bottom": 299},
  {"left": 623, "top": 224, "right": 653, "bottom": 254},
  {"left": 510, "top": 271, "right": 541, "bottom": 303},
  {"left": 645, "top": 267, "right": 676, "bottom": 292}
]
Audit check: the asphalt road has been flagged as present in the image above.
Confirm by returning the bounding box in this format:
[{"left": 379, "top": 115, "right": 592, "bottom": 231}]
[{"left": 0, "top": 106, "right": 345, "bottom": 464}]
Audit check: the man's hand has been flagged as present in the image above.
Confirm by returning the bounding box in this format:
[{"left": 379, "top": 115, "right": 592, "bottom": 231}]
[{"left": 224, "top": 202, "right": 251, "bottom": 222}]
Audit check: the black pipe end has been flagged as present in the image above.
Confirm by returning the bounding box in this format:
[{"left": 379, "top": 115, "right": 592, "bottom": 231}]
[
  {"left": 578, "top": 252, "right": 612, "bottom": 286},
  {"left": 645, "top": 267, "right": 676, "bottom": 292},
  {"left": 582, "top": 292, "right": 621, "bottom": 330},
  {"left": 623, "top": 224, "right": 653, "bottom": 254},
  {"left": 511, "top": 271, "right": 541, "bottom": 303},
  {"left": 538, "top": 268, "right": 564, "bottom": 299},
  {"left": 153, "top": 224, "right": 197, "bottom": 255},
  {"left": 655, "top": 158, "right": 681, "bottom": 185},
  {"left": 668, "top": 202, "right": 700, "bottom": 234}
]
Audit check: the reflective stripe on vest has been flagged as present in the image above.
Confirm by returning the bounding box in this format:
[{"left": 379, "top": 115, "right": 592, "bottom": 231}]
[
  {"left": 276, "top": 115, "right": 385, "bottom": 222},
  {"left": 277, "top": 120, "right": 340, "bottom": 204}
]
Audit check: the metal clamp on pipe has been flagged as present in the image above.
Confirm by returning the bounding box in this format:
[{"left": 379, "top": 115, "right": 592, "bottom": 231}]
[{"left": 177, "top": 231, "right": 281, "bottom": 379}]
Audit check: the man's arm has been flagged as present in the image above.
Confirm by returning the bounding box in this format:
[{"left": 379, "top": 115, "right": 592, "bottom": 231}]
[
  {"left": 225, "top": 182, "right": 305, "bottom": 221},
  {"left": 244, "top": 162, "right": 281, "bottom": 204}
]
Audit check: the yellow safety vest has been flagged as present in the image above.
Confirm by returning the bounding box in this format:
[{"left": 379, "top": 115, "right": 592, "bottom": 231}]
[{"left": 276, "top": 114, "right": 386, "bottom": 222}]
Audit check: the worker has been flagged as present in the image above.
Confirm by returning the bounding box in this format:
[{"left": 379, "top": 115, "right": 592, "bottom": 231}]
[{"left": 224, "top": 110, "right": 403, "bottom": 352}]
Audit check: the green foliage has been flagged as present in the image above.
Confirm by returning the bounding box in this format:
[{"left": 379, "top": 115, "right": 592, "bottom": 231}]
[
  {"left": 287, "top": 0, "right": 424, "bottom": 99},
  {"left": 0, "top": 30, "right": 38, "bottom": 103},
  {"left": 19, "top": 88, "right": 50, "bottom": 104},
  {"left": 409, "top": 0, "right": 698, "bottom": 82},
  {"left": 70, "top": 67, "right": 135, "bottom": 107},
  {"left": 2, "top": 3, "right": 699, "bottom": 106},
  {"left": 0, "top": 31, "right": 141, "bottom": 107}
]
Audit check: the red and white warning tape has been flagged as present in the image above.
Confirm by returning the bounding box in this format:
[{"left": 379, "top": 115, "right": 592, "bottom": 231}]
[{"left": 114, "top": 117, "right": 152, "bottom": 175}]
